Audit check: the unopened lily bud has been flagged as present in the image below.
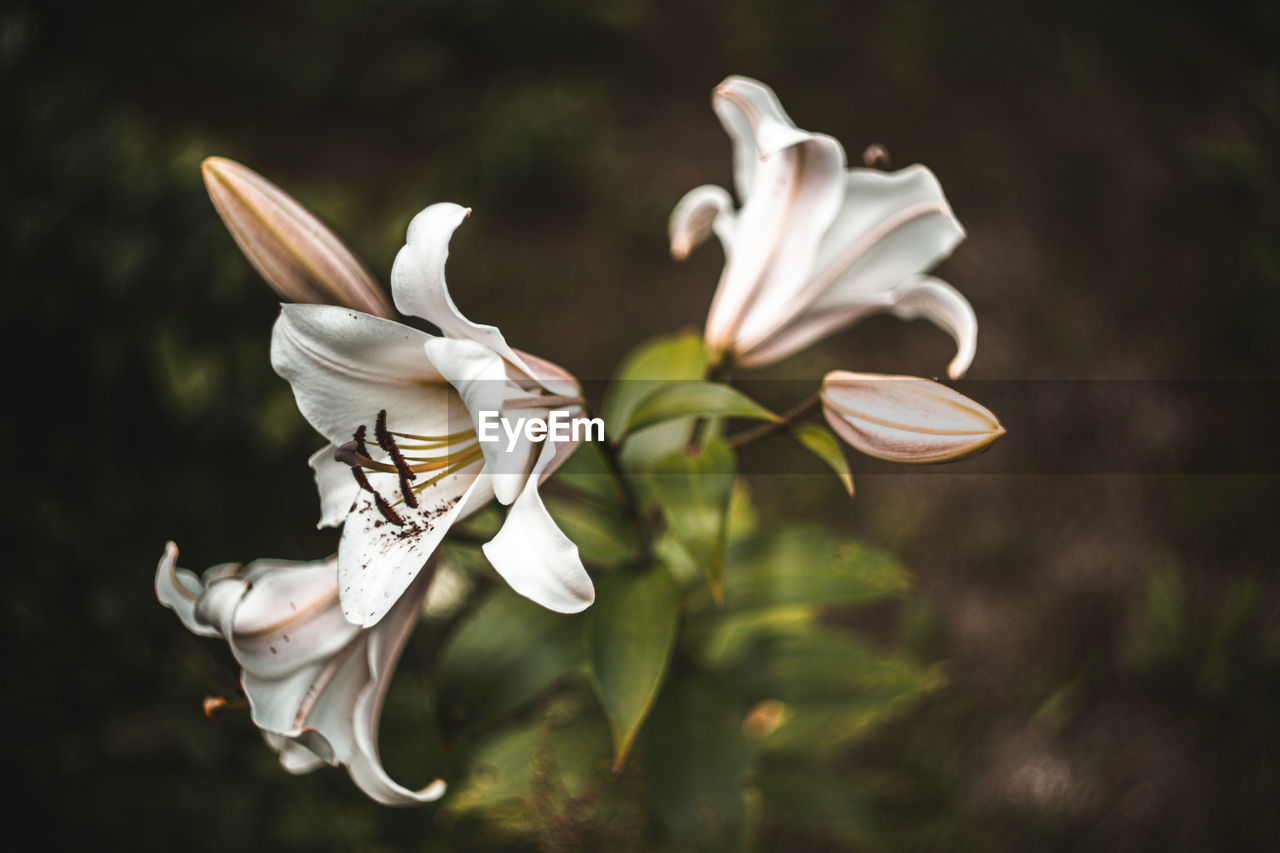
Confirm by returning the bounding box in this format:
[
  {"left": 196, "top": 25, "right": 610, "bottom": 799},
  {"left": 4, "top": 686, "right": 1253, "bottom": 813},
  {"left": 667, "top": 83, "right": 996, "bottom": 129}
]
[
  {"left": 202, "top": 157, "right": 395, "bottom": 318},
  {"left": 821, "top": 371, "right": 1004, "bottom": 463}
]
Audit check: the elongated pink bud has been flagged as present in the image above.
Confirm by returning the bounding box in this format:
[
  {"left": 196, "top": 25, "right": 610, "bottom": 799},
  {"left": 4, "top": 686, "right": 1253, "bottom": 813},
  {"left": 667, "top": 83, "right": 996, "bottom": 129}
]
[
  {"left": 821, "top": 371, "right": 1004, "bottom": 463},
  {"left": 202, "top": 157, "right": 394, "bottom": 318}
]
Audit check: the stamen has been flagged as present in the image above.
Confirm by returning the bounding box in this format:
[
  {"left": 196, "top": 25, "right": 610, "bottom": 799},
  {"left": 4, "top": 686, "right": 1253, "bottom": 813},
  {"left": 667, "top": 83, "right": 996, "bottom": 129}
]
[
  {"left": 373, "top": 409, "right": 417, "bottom": 504},
  {"left": 397, "top": 465, "right": 419, "bottom": 509},
  {"left": 334, "top": 440, "right": 362, "bottom": 467},
  {"left": 352, "top": 424, "right": 369, "bottom": 458},
  {"left": 374, "top": 409, "right": 393, "bottom": 452},
  {"left": 203, "top": 695, "right": 248, "bottom": 720},
  {"left": 390, "top": 428, "right": 477, "bottom": 443},
  {"left": 335, "top": 440, "right": 401, "bottom": 473},
  {"left": 374, "top": 492, "right": 405, "bottom": 526},
  {"left": 404, "top": 443, "right": 483, "bottom": 473},
  {"left": 409, "top": 447, "right": 484, "bottom": 495},
  {"left": 351, "top": 465, "right": 373, "bottom": 493}
]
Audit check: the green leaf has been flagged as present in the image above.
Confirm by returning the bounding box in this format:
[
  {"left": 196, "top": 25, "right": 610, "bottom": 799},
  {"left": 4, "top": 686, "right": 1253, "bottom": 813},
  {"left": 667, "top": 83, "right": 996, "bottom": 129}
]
[
  {"left": 620, "top": 381, "right": 778, "bottom": 438},
  {"left": 545, "top": 496, "right": 636, "bottom": 566},
  {"left": 443, "top": 692, "right": 620, "bottom": 837},
  {"left": 744, "top": 629, "right": 941, "bottom": 703},
  {"left": 585, "top": 566, "right": 679, "bottom": 768},
  {"left": 739, "top": 630, "right": 944, "bottom": 755},
  {"left": 717, "top": 525, "right": 910, "bottom": 614},
  {"left": 601, "top": 330, "right": 709, "bottom": 439},
  {"left": 649, "top": 440, "right": 736, "bottom": 602},
  {"left": 642, "top": 674, "right": 750, "bottom": 845},
  {"left": 791, "top": 423, "right": 854, "bottom": 495},
  {"left": 601, "top": 331, "right": 708, "bottom": 468},
  {"left": 435, "top": 588, "right": 585, "bottom": 732},
  {"left": 551, "top": 438, "right": 627, "bottom": 510}
]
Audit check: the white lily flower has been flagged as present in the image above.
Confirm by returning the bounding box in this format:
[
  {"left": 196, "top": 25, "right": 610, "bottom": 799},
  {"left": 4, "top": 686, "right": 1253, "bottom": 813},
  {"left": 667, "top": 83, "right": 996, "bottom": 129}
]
[
  {"left": 155, "top": 542, "right": 446, "bottom": 805},
  {"left": 271, "top": 202, "right": 593, "bottom": 627},
  {"left": 821, "top": 371, "right": 1004, "bottom": 463},
  {"left": 670, "top": 75, "right": 977, "bottom": 378}
]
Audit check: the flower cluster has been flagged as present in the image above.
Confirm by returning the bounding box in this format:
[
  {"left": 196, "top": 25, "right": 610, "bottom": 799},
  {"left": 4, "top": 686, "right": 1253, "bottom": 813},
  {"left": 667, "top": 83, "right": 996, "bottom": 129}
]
[{"left": 158, "top": 76, "right": 1003, "bottom": 806}]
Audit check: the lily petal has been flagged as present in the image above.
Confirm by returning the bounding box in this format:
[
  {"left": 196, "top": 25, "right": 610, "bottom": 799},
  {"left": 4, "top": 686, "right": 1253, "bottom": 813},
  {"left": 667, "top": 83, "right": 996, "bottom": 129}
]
[
  {"left": 737, "top": 274, "right": 977, "bottom": 377},
  {"left": 704, "top": 129, "right": 847, "bottom": 357},
  {"left": 508, "top": 347, "right": 583, "bottom": 400},
  {"left": 337, "top": 468, "right": 489, "bottom": 628},
  {"left": 310, "top": 445, "right": 360, "bottom": 528},
  {"left": 423, "top": 336, "right": 531, "bottom": 506},
  {"left": 390, "top": 203, "right": 535, "bottom": 378},
  {"left": 202, "top": 157, "right": 395, "bottom": 319},
  {"left": 821, "top": 371, "right": 1004, "bottom": 462},
  {"left": 347, "top": 575, "right": 448, "bottom": 805},
  {"left": 712, "top": 76, "right": 815, "bottom": 201},
  {"left": 155, "top": 541, "right": 222, "bottom": 637},
  {"left": 735, "top": 164, "right": 965, "bottom": 360},
  {"left": 886, "top": 275, "right": 977, "bottom": 379},
  {"left": 270, "top": 303, "right": 455, "bottom": 449},
  {"left": 483, "top": 439, "right": 594, "bottom": 613},
  {"left": 669, "top": 184, "right": 736, "bottom": 261},
  {"left": 228, "top": 560, "right": 362, "bottom": 679}
]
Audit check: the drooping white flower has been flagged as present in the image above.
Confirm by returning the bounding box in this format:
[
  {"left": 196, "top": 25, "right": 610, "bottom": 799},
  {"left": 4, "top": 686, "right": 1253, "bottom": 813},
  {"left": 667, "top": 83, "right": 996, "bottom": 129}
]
[
  {"left": 271, "top": 202, "right": 593, "bottom": 627},
  {"left": 821, "top": 371, "right": 1004, "bottom": 462},
  {"left": 669, "top": 75, "right": 977, "bottom": 377},
  {"left": 155, "top": 542, "right": 445, "bottom": 805}
]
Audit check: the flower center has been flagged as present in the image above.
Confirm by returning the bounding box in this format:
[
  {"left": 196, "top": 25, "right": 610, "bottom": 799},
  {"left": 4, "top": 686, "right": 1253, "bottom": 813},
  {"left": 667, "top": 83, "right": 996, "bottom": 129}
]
[{"left": 335, "top": 409, "right": 482, "bottom": 526}]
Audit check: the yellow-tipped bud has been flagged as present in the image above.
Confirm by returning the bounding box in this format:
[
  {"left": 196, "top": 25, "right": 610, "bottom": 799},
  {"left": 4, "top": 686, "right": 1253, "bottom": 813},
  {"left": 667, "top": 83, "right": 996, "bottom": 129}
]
[
  {"left": 820, "top": 371, "right": 1005, "bottom": 463},
  {"left": 202, "top": 157, "right": 394, "bottom": 318}
]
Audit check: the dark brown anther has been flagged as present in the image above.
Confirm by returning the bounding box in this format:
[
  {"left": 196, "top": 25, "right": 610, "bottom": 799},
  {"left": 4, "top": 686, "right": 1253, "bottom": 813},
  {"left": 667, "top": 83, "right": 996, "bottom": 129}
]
[
  {"left": 352, "top": 424, "right": 369, "bottom": 458},
  {"left": 374, "top": 492, "right": 405, "bottom": 526},
  {"left": 351, "top": 466, "right": 373, "bottom": 493},
  {"left": 375, "top": 409, "right": 392, "bottom": 452},
  {"left": 397, "top": 466, "right": 419, "bottom": 509},
  {"left": 862, "top": 143, "right": 891, "bottom": 170}
]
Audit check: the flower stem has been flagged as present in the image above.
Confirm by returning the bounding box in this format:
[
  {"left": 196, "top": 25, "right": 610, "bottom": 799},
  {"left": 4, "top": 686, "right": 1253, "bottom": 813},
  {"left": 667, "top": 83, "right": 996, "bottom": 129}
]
[{"left": 727, "top": 393, "right": 821, "bottom": 447}]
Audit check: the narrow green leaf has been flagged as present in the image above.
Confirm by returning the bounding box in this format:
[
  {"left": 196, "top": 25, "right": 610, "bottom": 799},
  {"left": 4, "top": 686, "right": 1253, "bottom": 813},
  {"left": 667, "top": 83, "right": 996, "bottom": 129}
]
[
  {"left": 585, "top": 567, "right": 678, "bottom": 768},
  {"left": 650, "top": 440, "right": 736, "bottom": 602},
  {"left": 621, "top": 381, "right": 779, "bottom": 438},
  {"left": 545, "top": 496, "right": 636, "bottom": 566},
  {"left": 792, "top": 423, "right": 854, "bottom": 496},
  {"left": 435, "top": 588, "right": 585, "bottom": 732}
]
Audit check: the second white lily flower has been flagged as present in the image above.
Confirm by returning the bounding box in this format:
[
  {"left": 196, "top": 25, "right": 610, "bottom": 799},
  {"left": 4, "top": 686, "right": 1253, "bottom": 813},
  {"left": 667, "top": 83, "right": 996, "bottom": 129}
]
[
  {"left": 670, "top": 75, "right": 977, "bottom": 377},
  {"left": 271, "top": 203, "right": 594, "bottom": 627}
]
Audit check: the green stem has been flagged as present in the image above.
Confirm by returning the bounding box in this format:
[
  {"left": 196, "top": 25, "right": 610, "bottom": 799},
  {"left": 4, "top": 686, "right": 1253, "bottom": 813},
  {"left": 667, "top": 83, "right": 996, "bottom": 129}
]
[
  {"left": 588, "top": 403, "right": 642, "bottom": 527},
  {"left": 726, "top": 393, "right": 821, "bottom": 448}
]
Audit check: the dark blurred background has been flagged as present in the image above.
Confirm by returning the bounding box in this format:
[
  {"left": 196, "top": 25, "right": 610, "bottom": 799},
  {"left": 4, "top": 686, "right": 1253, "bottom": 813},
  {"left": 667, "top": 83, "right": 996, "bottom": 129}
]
[{"left": 4, "top": 0, "right": 1279, "bottom": 849}]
